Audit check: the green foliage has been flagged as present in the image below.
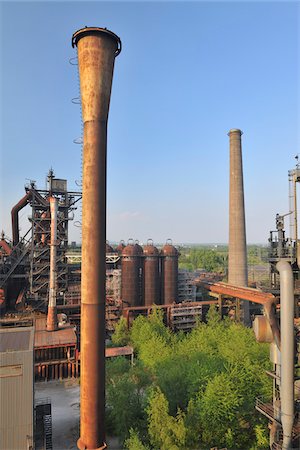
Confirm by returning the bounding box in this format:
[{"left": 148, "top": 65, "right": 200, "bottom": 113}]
[
  {"left": 106, "top": 356, "right": 131, "bottom": 381},
  {"left": 124, "top": 429, "right": 150, "bottom": 450},
  {"left": 154, "top": 354, "right": 190, "bottom": 414},
  {"left": 179, "top": 247, "right": 226, "bottom": 272},
  {"left": 194, "top": 372, "right": 243, "bottom": 447},
  {"left": 206, "top": 304, "right": 221, "bottom": 326},
  {"left": 179, "top": 244, "right": 269, "bottom": 276},
  {"left": 147, "top": 388, "right": 186, "bottom": 450},
  {"left": 107, "top": 309, "right": 272, "bottom": 449},
  {"left": 106, "top": 361, "right": 152, "bottom": 441},
  {"left": 130, "top": 307, "right": 173, "bottom": 368},
  {"left": 247, "top": 245, "right": 268, "bottom": 266},
  {"left": 111, "top": 316, "right": 130, "bottom": 346},
  {"left": 252, "top": 423, "right": 270, "bottom": 449}
]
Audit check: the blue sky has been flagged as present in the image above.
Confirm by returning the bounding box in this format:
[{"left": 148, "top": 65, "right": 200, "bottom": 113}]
[{"left": 0, "top": 1, "right": 299, "bottom": 244}]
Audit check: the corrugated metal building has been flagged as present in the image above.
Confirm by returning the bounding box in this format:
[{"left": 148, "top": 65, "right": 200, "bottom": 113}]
[{"left": 0, "top": 327, "right": 34, "bottom": 450}]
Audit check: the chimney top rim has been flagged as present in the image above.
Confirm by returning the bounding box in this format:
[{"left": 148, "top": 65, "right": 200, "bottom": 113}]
[
  {"left": 72, "top": 27, "right": 121, "bottom": 56},
  {"left": 228, "top": 128, "right": 243, "bottom": 136}
]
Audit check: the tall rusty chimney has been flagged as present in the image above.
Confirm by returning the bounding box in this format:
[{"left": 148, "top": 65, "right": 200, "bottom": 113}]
[
  {"left": 47, "top": 196, "right": 58, "bottom": 331},
  {"left": 228, "top": 129, "right": 249, "bottom": 323},
  {"left": 72, "top": 27, "right": 121, "bottom": 450}
]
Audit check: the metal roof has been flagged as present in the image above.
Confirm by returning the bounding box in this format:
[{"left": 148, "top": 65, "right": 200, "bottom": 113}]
[
  {"left": 0, "top": 327, "right": 34, "bottom": 353},
  {"left": 34, "top": 317, "right": 77, "bottom": 348}
]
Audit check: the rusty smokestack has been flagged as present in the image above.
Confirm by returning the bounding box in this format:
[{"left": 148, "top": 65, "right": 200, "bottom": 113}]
[
  {"left": 72, "top": 27, "right": 121, "bottom": 450},
  {"left": 228, "top": 129, "right": 249, "bottom": 323},
  {"left": 47, "top": 196, "right": 58, "bottom": 332}
]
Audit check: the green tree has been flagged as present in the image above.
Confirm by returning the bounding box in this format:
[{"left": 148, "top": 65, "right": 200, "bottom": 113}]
[
  {"left": 124, "top": 429, "right": 150, "bottom": 450},
  {"left": 111, "top": 316, "right": 130, "bottom": 346},
  {"left": 147, "top": 388, "right": 186, "bottom": 450},
  {"left": 106, "top": 363, "right": 152, "bottom": 441},
  {"left": 107, "top": 308, "right": 272, "bottom": 449},
  {"left": 130, "top": 308, "right": 173, "bottom": 368}
]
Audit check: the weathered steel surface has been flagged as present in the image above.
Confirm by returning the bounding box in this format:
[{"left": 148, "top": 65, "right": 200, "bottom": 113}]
[
  {"left": 0, "top": 289, "right": 5, "bottom": 309},
  {"left": 11, "top": 191, "right": 31, "bottom": 246},
  {"left": 121, "top": 242, "right": 142, "bottom": 306},
  {"left": 47, "top": 196, "right": 58, "bottom": 331},
  {"left": 116, "top": 240, "right": 125, "bottom": 254},
  {"left": 105, "top": 346, "right": 133, "bottom": 357},
  {"left": 200, "top": 280, "right": 275, "bottom": 304},
  {"left": 35, "top": 317, "right": 76, "bottom": 348},
  {"left": 0, "top": 238, "right": 12, "bottom": 256},
  {"left": 161, "top": 241, "right": 178, "bottom": 304},
  {"left": 72, "top": 26, "right": 121, "bottom": 450},
  {"left": 143, "top": 241, "right": 160, "bottom": 306},
  {"left": 106, "top": 242, "right": 114, "bottom": 254}
]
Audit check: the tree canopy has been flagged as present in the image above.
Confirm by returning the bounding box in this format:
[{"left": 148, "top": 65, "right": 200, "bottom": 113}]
[{"left": 106, "top": 307, "right": 271, "bottom": 449}]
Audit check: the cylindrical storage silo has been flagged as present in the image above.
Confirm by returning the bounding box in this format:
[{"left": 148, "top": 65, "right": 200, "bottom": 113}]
[
  {"left": 106, "top": 241, "right": 114, "bottom": 254},
  {"left": 143, "top": 239, "right": 160, "bottom": 306},
  {"left": 116, "top": 240, "right": 125, "bottom": 254},
  {"left": 121, "top": 240, "right": 142, "bottom": 306},
  {"left": 134, "top": 240, "right": 144, "bottom": 305},
  {"left": 161, "top": 239, "right": 178, "bottom": 304}
]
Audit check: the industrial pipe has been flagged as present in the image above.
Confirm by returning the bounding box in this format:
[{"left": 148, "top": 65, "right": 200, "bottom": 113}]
[
  {"left": 263, "top": 301, "right": 281, "bottom": 350},
  {"left": 11, "top": 188, "right": 48, "bottom": 246},
  {"left": 11, "top": 191, "right": 32, "bottom": 246},
  {"left": 72, "top": 27, "right": 121, "bottom": 450},
  {"left": 228, "top": 129, "right": 249, "bottom": 324},
  {"left": 276, "top": 260, "right": 294, "bottom": 449},
  {"left": 47, "top": 197, "right": 58, "bottom": 331}
]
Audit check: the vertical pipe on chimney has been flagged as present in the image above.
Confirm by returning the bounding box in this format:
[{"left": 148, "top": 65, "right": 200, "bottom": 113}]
[
  {"left": 228, "top": 129, "right": 249, "bottom": 323},
  {"left": 276, "top": 260, "right": 294, "bottom": 449},
  {"left": 47, "top": 196, "right": 58, "bottom": 331},
  {"left": 72, "top": 27, "right": 121, "bottom": 450}
]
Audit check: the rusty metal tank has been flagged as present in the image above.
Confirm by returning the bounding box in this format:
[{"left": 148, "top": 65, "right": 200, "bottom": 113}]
[
  {"left": 143, "top": 239, "right": 160, "bottom": 306},
  {"left": 134, "top": 240, "right": 143, "bottom": 255},
  {"left": 160, "top": 239, "right": 179, "bottom": 304},
  {"left": 106, "top": 241, "right": 114, "bottom": 254},
  {"left": 116, "top": 240, "right": 125, "bottom": 254},
  {"left": 121, "top": 240, "right": 143, "bottom": 306}
]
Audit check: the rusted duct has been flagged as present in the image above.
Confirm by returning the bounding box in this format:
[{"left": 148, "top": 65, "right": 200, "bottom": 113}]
[
  {"left": 11, "top": 191, "right": 32, "bottom": 246},
  {"left": 276, "top": 260, "right": 295, "bottom": 449},
  {"left": 72, "top": 27, "right": 121, "bottom": 450},
  {"left": 11, "top": 188, "right": 47, "bottom": 246},
  {"left": 228, "top": 129, "right": 249, "bottom": 323},
  {"left": 47, "top": 197, "right": 58, "bottom": 332}
]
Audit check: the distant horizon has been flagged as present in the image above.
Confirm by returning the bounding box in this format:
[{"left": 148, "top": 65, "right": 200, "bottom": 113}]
[{"left": 69, "top": 241, "right": 269, "bottom": 247}]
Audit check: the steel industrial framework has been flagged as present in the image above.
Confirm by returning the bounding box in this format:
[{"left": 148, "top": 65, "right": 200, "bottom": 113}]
[{"left": 0, "top": 169, "right": 81, "bottom": 310}]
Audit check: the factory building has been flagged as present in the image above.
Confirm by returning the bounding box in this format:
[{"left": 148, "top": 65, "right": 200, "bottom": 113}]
[{"left": 0, "top": 327, "right": 34, "bottom": 450}]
